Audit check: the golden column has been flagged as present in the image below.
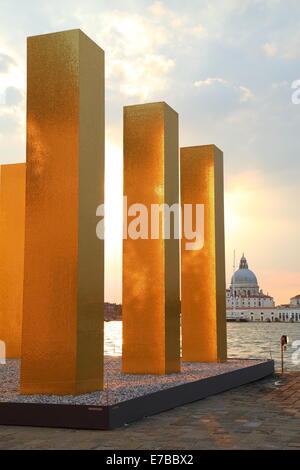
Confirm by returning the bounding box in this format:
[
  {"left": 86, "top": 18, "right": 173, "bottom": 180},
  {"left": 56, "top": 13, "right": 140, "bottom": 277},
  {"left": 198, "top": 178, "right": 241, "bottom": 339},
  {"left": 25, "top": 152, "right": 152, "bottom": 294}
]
[
  {"left": 0, "top": 163, "right": 26, "bottom": 358},
  {"left": 181, "top": 145, "right": 227, "bottom": 363},
  {"left": 20, "top": 30, "right": 104, "bottom": 395},
  {"left": 122, "top": 102, "right": 181, "bottom": 375}
]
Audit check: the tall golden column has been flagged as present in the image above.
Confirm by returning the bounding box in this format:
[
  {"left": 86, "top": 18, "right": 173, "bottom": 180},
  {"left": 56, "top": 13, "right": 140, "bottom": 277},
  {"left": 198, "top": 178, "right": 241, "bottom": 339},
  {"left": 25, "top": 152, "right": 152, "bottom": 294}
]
[
  {"left": 0, "top": 163, "right": 26, "bottom": 358},
  {"left": 123, "top": 102, "right": 181, "bottom": 375},
  {"left": 20, "top": 30, "right": 104, "bottom": 395},
  {"left": 181, "top": 145, "right": 227, "bottom": 363}
]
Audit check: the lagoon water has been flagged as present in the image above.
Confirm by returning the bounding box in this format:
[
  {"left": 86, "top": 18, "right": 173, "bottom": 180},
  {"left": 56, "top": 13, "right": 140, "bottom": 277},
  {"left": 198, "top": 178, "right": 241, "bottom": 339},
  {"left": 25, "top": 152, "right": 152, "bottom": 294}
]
[{"left": 104, "top": 321, "right": 300, "bottom": 371}]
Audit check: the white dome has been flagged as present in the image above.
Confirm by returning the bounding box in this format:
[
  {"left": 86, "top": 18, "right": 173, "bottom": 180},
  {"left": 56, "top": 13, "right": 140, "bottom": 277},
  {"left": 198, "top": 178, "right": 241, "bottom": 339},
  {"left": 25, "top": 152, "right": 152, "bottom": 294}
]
[
  {"left": 231, "top": 254, "right": 258, "bottom": 287},
  {"left": 231, "top": 268, "right": 258, "bottom": 286}
]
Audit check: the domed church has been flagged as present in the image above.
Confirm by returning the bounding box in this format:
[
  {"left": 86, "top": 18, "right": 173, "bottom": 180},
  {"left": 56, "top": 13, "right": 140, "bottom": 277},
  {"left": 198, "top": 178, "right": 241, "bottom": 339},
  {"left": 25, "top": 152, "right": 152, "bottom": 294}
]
[
  {"left": 226, "top": 254, "right": 275, "bottom": 321},
  {"left": 230, "top": 254, "right": 260, "bottom": 297},
  {"left": 227, "top": 254, "right": 275, "bottom": 309},
  {"left": 226, "top": 254, "right": 300, "bottom": 322}
]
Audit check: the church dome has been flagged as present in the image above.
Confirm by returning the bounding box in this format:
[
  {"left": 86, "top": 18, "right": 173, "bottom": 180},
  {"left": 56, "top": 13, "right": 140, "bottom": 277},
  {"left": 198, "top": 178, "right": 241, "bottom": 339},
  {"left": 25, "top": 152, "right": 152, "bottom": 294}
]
[{"left": 231, "top": 254, "right": 258, "bottom": 287}]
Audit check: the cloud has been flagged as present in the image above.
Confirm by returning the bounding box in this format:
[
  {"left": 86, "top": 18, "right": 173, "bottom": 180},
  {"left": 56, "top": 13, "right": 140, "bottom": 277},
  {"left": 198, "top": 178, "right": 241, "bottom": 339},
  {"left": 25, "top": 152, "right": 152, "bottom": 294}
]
[
  {"left": 111, "top": 55, "right": 175, "bottom": 100},
  {"left": 0, "top": 113, "right": 20, "bottom": 134},
  {"left": 189, "top": 25, "right": 206, "bottom": 36},
  {"left": 193, "top": 78, "right": 253, "bottom": 103},
  {"left": 239, "top": 86, "right": 253, "bottom": 102},
  {"left": 3, "top": 86, "right": 24, "bottom": 106},
  {"left": 73, "top": 6, "right": 206, "bottom": 101},
  {"left": 194, "top": 78, "right": 227, "bottom": 87},
  {"left": 263, "top": 42, "right": 277, "bottom": 57},
  {"left": 0, "top": 53, "right": 16, "bottom": 73},
  {"left": 74, "top": 9, "right": 175, "bottom": 100},
  {"left": 149, "top": 1, "right": 173, "bottom": 18},
  {"left": 282, "top": 32, "right": 300, "bottom": 60},
  {"left": 76, "top": 9, "right": 169, "bottom": 56},
  {"left": 262, "top": 15, "right": 300, "bottom": 61},
  {"left": 149, "top": 1, "right": 206, "bottom": 33},
  {"left": 0, "top": 86, "right": 25, "bottom": 148}
]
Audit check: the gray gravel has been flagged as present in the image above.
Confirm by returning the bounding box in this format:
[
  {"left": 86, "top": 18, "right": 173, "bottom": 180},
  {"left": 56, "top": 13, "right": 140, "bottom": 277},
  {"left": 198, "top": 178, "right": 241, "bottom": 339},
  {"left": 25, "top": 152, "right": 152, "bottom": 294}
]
[{"left": 0, "top": 357, "right": 263, "bottom": 406}]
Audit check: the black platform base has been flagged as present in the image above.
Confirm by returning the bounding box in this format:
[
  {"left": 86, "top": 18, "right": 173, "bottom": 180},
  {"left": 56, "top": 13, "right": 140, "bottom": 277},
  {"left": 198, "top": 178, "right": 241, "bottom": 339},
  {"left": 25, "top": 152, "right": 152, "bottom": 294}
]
[{"left": 0, "top": 360, "right": 274, "bottom": 430}]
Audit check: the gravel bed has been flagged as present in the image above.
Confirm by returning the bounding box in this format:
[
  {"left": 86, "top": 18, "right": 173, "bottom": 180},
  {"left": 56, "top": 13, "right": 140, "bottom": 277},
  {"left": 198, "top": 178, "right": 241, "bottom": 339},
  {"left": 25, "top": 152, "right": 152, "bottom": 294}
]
[{"left": 0, "top": 357, "right": 264, "bottom": 406}]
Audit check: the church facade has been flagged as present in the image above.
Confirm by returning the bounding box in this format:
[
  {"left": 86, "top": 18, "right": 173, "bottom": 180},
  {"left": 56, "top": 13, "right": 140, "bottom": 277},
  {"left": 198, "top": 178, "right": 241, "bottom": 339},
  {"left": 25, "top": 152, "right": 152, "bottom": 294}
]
[{"left": 226, "top": 255, "right": 300, "bottom": 322}]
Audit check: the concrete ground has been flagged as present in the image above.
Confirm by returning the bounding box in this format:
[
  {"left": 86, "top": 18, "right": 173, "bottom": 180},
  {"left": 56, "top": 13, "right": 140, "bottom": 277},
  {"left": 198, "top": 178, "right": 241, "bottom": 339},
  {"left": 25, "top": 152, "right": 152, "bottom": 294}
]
[{"left": 0, "top": 372, "right": 299, "bottom": 450}]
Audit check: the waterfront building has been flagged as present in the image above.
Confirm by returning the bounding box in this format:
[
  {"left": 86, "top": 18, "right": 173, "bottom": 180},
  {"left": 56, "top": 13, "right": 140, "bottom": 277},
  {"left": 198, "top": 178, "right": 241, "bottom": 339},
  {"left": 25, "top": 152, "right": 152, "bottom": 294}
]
[
  {"left": 104, "top": 302, "right": 122, "bottom": 321},
  {"left": 291, "top": 295, "right": 300, "bottom": 307},
  {"left": 226, "top": 254, "right": 300, "bottom": 322}
]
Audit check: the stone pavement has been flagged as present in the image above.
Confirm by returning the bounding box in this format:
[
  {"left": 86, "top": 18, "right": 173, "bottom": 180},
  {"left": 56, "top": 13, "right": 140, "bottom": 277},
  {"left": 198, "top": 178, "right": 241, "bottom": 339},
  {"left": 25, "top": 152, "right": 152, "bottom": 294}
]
[{"left": 0, "top": 372, "right": 299, "bottom": 450}]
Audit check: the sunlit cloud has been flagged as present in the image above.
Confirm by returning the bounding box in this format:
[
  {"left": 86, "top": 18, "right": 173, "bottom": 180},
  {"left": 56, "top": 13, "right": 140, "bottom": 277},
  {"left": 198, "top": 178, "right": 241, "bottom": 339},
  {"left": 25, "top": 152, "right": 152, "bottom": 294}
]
[
  {"left": 111, "top": 55, "right": 175, "bottom": 100},
  {"left": 148, "top": 1, "right": 206, "bottom": 34},
  {"left": 239, "top": 86, "right": 253, "bottom": 103},
  {"left": 194, "top": 78, "right": 254, "bottom": 103},
  {"left": 74, "top": 9, "right": 174, "bottom": 100},
  {"left": 194, "top": 78, "right": 227, "bottom": 87},
  {"left": 262, "top": 30, "right": 300, "bottom": 60},
  {"left": 263, "top": 42, "right": 278, "bottom": 57}
]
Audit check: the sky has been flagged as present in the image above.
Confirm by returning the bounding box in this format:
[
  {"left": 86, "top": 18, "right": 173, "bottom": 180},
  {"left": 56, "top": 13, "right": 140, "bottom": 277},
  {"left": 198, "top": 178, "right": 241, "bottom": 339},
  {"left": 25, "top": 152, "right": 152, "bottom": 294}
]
[{"left": 0, "top": 0, "right": 299, "bottom": 305}]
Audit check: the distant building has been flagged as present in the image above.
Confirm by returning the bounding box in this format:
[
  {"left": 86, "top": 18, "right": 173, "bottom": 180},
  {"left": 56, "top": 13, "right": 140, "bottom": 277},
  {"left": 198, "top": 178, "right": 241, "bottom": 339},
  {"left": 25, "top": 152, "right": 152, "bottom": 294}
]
[
  {"left": 226, "top": 254, "right": 300, "bottom": 322},
  {"left": 104, "top": 302, "right": 122, "bottom": 321},
  {"left": 291, "top": 295, "right": 300, "bottom": 307}
]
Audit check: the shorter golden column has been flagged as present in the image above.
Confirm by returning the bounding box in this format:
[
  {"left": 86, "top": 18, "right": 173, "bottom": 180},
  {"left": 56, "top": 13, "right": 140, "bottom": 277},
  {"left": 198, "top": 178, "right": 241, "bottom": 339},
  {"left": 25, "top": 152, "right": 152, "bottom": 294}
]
[
  {"left": 122, "top": 102, "right": 181, "bottom": 375},
  {"left": 0, "top": 163, "right": 26, "bottom": 358},
  {"left": 181, "top": 145, "right": 227, "bottom": 363}
]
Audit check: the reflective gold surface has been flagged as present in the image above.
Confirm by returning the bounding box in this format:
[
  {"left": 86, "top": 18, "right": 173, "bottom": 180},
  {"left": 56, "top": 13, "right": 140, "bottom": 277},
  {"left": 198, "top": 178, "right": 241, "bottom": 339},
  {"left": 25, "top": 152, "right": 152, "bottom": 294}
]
[
  {"left": 122, "top": 102, "right": 180, "bottom": 375},
  {"left": 181, "top": 145, "right": 227, "bottom": 363},
  {"left": 0, "top": 163, "right": 26, "bottom": 358},
  {"left": 20, "top": 30, "right": 104, "bottom": 395}
]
